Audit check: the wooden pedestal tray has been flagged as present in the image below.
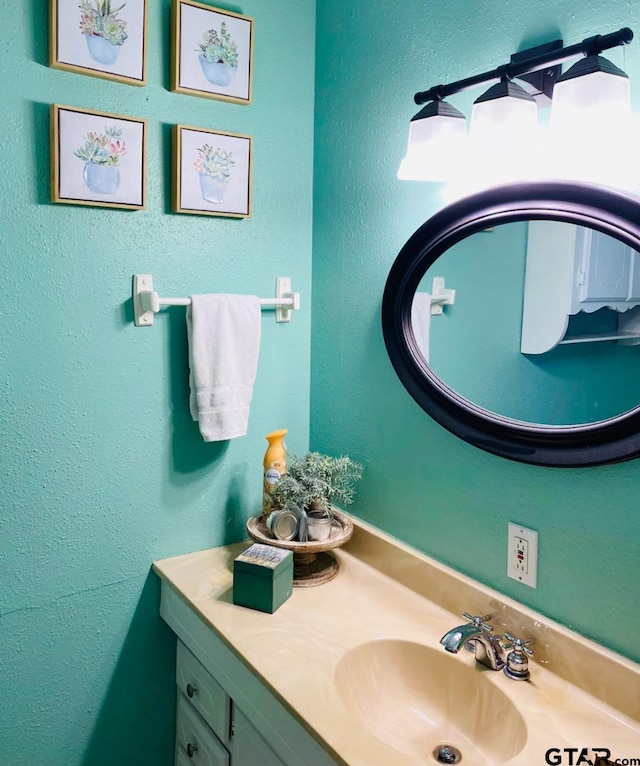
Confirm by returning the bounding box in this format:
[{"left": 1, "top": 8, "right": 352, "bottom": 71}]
[{"left": 246, "top": 510, "right": 353, "bottom": 587}]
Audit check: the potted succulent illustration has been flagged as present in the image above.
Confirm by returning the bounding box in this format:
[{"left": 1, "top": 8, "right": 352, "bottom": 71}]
[
  {"left": 196, "top": 22, "right": 238, "bottom": 86},
  {"left": 275, "top": 452, "right": 363, "bottom": 541},
  {"left": 194, "top": 144, "right": 234, "bottom": 204},
  {"left": 74, "top": 125, "right": 126, "bottom": 195},
  {"left": 79, "top": 0, "right": 128, "bottom": 65}
]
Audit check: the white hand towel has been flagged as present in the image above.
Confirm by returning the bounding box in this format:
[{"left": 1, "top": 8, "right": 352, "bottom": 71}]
[
  {"left": 411, "top": 292, "right": 431, "bottom": 363},
  {"left": 186, "top": 294, "right": 261, "bottom": 441}
]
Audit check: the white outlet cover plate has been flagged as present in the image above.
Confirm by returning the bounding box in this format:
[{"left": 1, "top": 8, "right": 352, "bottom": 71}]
[{"left": 507, "top": 522, "right": 538, "bottom": 588}]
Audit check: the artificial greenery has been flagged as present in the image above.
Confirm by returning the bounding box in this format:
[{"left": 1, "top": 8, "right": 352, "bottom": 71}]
[{"left": 276, "top": 452, "right": 363, "bottom": 513}]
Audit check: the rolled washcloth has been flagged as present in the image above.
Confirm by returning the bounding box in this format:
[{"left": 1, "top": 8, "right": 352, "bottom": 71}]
[{"left": 186, "top": 294, "right": 261, "bottom": 441}]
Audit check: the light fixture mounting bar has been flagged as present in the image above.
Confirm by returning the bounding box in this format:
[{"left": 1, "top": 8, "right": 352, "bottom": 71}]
[{"left": 414, "top": 27, "right": 633, "bottom": 105}]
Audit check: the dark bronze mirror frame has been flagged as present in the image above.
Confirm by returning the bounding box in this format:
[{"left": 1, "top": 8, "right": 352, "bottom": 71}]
[{"left": 382, "top": 181, "right": 640, "bottom": 467}]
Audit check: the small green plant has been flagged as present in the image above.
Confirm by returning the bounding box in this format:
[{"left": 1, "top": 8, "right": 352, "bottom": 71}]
[
  {"left": 74, "top": 125, "right": 126, "bottom": 166},
  {"left": 197, "top": 22, "right": 238, "bottom": 68},
  {"left": 194, "top": 144, "right": 234, "bottom": 181},
  {"left": 79, "top": 1, "right": 128, "bottom": 46},
  {"left": 276, "top": 452, "right": 364, "bottom": 513}
]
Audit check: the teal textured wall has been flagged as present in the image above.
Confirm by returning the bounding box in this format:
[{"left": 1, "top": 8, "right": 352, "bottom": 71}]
[
  {"left": 312, "top": 1, "right": 640, "bottom": 662},
  {"left": 0, "top": 1, "right": 315, "bottom": 764}
]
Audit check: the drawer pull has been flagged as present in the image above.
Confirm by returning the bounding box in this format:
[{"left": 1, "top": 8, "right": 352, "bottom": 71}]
[
  {"left": 186, "top": 683, "right": 198, "bottom": 698},
  {"left": 186, "top": 742, "right": 198, "bottom": 757}
]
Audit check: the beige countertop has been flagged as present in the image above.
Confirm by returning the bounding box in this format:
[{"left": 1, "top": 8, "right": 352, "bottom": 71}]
[{"left": 153, "top": 516, "right": 640, "bottom": 766}]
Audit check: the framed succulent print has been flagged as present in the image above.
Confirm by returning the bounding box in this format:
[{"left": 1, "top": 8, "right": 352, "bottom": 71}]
[
  {"left": 171, "top": 0, "right": 253, "bottom": 104},
  {"left": 173, "top": 125, "right": 251, "bottom": 218},
  {"left": 51, "top": 104, "right": 146, "bottom": 210},
  {"left": 50, "top": 0, "right": 148, "bottom": 85}
]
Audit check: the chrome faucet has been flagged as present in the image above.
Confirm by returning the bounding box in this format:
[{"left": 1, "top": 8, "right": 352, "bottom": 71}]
[{"left": 440, "top": 613, "right": 506, "bottom": 671}]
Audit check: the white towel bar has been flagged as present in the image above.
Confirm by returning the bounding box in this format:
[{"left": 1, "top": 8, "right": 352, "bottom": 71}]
[{"left": 133, "top": 274, "right": 300, "bottom": 326}]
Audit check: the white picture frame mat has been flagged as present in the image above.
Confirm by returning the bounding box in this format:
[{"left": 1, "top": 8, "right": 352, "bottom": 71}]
[
  {"left": 179, "top": 128, "right": 250, "bottom": 215},
  {"left": 57, "top": 108, "right": 144, "bottom": 206},
  {"left": 178, "top": 2, "right": 251, "bottom": 101},
  {"left": 55, "top": 0, "right": 146, "bottom": 81}
]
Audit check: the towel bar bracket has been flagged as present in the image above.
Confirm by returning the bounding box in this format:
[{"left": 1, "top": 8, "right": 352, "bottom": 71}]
[
  {"left": 430, "top": 277, "right": 456, "bottom": 316},
  {"left": 132, "top": 274, "right": 300, "bottom": 327},
  {"left": 133, "top": 274, "right": 156, "bottom": 326},
  {"left": 275, "top": 277, "right": 300, "bottom": 323}
]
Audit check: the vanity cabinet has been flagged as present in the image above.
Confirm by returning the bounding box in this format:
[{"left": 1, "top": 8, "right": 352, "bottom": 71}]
[
  {"left": 177, "top": 641, "right": 231, "bottom": 747},
  {"left": 176, "top": 691, "right": 229, "bottom": 766},
  {"left": 175, "top": 641, "right": 231, "bottom": 765},
  {"left": 154, "top": 529, "right": 640, "bottom": 766},
  {"left": 161, "top": 582, "right": 338, "bottom": 766},
  {"left": 175, "top": 641, "right": 282, "bottom": 766},
  {"left": 521, "top": 220, "right": 640, "bottom": 353},
  {"left": 231, "top": 708, "right": 288, "bottom": 766}
]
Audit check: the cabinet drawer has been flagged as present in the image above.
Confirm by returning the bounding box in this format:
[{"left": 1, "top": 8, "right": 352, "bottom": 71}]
[
  {"left": 176, "top": 693, "right": 229, "bottom": 766},
  {"left": 177, "top": 641, "right": 231, "bottom": 744}
]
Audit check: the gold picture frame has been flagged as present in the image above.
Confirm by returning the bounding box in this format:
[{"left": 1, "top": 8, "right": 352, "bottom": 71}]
[
  {"left": 173, "top": 124, "right": 251, "bottom": 218},
  {"left": 171, "top": 0, "right": 253, "bottom": 104},
  {"left": 51, "top": 104, "right": 147, "bottom": 210},
  {"left": 50, "top": 0, "right": 148, "bottom": 86}
]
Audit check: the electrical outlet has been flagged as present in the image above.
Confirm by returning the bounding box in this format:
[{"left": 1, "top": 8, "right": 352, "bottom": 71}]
[{"left": 507, "top": 522, "right": 538, "bottom": 588}]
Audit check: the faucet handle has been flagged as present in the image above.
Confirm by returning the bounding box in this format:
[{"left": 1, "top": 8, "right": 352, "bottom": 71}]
[
  {"left": 504, "top": 633, "right": 534, "bottom": 655},
  {"left": 462, "top": 612, "right": 494, "bottom": 632},
  {"left": 503, "top": 633, "right": 534, "bottom": 680}
]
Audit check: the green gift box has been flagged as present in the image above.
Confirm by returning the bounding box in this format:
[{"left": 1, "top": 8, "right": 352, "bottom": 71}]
[{"left": 233, "top": 543, "right": 294, "bottom": 614}]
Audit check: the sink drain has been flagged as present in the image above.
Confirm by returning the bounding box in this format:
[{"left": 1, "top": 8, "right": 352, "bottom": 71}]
[{"left": 433, "top": 744, "right": 462, "bottom": 764}]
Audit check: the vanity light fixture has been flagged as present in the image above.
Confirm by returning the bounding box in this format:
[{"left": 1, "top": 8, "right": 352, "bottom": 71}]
[{"left": 399, "top": 27, "right": 634, "bottom": 184}]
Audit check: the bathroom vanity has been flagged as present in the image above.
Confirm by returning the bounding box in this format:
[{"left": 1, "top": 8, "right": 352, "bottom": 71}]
[
  {"left": 153, "top": 517, "right": 640, "bottom": 766},
  {"left": 158, "top": 572, "right": 338, "bottom": 766}
]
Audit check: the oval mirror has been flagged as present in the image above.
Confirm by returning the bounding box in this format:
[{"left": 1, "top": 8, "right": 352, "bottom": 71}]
[{"left": 382, "top": 181, "right": 640, "bottom": 467}]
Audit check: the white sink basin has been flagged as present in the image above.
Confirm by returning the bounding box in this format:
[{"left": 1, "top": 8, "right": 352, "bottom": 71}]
[{"left": 335, "top": 639, "right": 527, "bottom": 764}]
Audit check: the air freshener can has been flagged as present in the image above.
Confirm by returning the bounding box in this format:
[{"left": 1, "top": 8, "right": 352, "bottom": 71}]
[{"left": 263, "top": 429, "right": 287, "bottom": 517}]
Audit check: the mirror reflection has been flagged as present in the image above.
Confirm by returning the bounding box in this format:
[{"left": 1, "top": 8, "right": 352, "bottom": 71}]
[{"left": 412, "top": 221, "right": 640, "bottom": 426}]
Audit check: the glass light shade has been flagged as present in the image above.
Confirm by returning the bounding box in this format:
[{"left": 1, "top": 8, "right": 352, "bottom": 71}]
[
  {"left": 469, "top": 80, "right": 538, "bottom": 141},
  {"left": 550, "top": 55, "right": 630, "bottom": 130},
  {"left": 465, "top": 80, "right": 539, "bottom": 188},
  {"left": 397, "top": 100, "right": 467, "bottom": 182},
  {"left": 549, "top": 56, "right": 633, "bottom": 188}
]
